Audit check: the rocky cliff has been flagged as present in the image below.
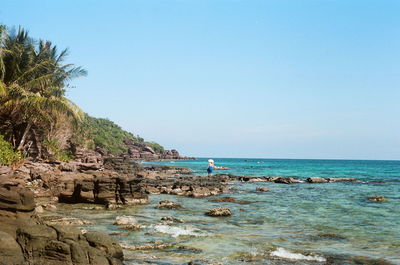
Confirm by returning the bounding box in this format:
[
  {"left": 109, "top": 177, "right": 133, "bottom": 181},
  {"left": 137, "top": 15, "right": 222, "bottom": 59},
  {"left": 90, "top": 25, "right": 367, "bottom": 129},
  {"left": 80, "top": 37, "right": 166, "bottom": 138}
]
[{"left": 0, "top": 175, "right": 124, "bottom": 265}]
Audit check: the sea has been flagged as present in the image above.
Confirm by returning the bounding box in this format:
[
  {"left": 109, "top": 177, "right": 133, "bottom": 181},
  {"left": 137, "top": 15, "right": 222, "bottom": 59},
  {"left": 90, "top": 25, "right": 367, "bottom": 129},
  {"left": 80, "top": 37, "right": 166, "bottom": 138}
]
[{"left": 60, "top": 158, "right": 400, "bottom": 265}]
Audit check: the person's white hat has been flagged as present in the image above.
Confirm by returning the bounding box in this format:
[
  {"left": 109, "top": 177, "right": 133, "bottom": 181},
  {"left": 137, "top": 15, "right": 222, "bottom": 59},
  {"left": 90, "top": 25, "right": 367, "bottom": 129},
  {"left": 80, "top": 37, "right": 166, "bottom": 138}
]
[{"left": 208, "top": 159, "right": 214, "bottom": 163}]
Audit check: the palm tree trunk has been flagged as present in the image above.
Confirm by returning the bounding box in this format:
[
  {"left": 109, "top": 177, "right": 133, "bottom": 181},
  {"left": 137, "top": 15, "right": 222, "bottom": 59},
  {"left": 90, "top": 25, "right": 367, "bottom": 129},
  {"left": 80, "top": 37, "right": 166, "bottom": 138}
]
[{"left": 17, "top": 121, "right": 33, "bottom": 151}]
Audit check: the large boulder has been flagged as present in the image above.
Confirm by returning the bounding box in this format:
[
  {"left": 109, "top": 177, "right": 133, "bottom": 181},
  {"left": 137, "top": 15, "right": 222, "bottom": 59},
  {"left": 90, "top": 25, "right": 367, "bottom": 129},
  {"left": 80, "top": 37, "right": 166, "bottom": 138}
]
[{"left": 0, "top": 174, "right": 124, "bottom": 265}]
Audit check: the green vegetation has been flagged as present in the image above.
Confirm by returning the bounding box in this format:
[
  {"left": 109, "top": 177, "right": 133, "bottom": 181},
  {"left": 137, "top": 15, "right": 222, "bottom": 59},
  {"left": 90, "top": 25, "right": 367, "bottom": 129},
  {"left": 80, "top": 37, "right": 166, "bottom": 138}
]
[
  {"left": 145, "top": 141, "right": 164, "bottom": 154},
  {"left": 0, "top": 26, "right": 85, "bottom": 158},
  {"left": 73, "top": 115, "right": 145, "bottom": 155},
  {"left": 0, "top": 25, "right": 165, "bottom": 160},
  {"left": 0, "top": 134, "right": 23, "bottom": 165}
]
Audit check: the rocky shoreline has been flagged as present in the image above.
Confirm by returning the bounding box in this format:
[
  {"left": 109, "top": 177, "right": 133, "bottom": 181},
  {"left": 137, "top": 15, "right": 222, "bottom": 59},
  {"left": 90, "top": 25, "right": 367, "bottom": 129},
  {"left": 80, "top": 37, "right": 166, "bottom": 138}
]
[{"left": 0, "top": 156, "right": 391, "bottom": 265}]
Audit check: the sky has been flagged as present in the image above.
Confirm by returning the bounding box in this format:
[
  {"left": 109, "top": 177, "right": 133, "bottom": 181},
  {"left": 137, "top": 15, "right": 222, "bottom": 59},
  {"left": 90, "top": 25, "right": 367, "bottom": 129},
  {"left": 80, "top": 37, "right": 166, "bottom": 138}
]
[{"left": 1, "top": 0, "right": 399, "bottom": 160}]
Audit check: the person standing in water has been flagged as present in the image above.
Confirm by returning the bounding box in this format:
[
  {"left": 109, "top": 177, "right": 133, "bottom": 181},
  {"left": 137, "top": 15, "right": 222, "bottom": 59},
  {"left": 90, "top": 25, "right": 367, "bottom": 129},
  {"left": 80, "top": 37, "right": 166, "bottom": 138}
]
[{"left": 207, "top": 159, "right": 214, "bottom": 176}]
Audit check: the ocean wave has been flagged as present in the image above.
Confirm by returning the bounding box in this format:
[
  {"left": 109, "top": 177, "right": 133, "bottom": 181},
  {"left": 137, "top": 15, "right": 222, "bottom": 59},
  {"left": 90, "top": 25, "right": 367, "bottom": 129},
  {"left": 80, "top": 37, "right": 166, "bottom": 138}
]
[
  {"left": 270, "top": 247, "right": 326, "bottom": 262},
  {"left": 152, "top": 224, "right": 206, "bottom": 238}
]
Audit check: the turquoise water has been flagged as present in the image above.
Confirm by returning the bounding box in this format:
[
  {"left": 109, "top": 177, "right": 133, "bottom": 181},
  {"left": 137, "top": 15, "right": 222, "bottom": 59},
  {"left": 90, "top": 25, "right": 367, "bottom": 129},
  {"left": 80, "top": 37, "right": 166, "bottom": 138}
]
[{"left": 64, "top": 158, "right": 400, "bottom": 264}]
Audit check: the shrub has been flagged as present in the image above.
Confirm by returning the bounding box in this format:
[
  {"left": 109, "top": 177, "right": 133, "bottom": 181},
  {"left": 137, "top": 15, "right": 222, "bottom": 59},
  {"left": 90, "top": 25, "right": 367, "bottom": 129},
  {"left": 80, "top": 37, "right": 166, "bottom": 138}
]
[{"left": 0, "top": 134, "right": 23, "bottom": 165}]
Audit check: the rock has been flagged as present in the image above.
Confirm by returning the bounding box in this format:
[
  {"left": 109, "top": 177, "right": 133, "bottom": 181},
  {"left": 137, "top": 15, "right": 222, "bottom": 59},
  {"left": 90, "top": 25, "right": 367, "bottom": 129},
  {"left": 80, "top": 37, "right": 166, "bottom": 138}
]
[
  {"left": 84, "top": 232, "right": 124, "bottom": 260},
  {"left": 35, "top": 205, "right": 44, "bottom": 213},
  {"left": 121, "top": 224, "right": 143, "bottom": 230},
  {"left": 328, "top": 178, "right": 357, "bottom": 182},
  {"left": 192, "top": 187, "right": 212, "bottom": 197},
  {"left": 155, "top": 200, "right": 182, "bottom": 209},
  {"left": 306, "top": 177, "right": 329, "bottom": 183},
  {"left": 43, "top": 204, "right": 57, "bottom": 211},
  {"left": 205, "top": 207, "right": 232, "bottom": 217},
  {"left": 41, "top": 216, "right": 94, "bottom": 226},
  {"left": 274, "top": 177, "right": 300, "bottom": 184},
  {"left": 145, "top": 186, "right": 161, "bottom": 194},
  {"left": 114, "top": 216, "right": 137, "bottom": 225},
  {"left": 367, "top": 195, "right": 388, "bottom": 202},
  {"left": 211, "top": 197, "right": 236, "bottom": 203},
  {"left": 256, "top": 186, "right": 269, "bottom": 192},
  {"left": 161, "top": 216, "right": 185, "bottom": 223},
  {"left": 120, "top": 243, "right": 173, "bottom": 251},
  {"left": 0, "top": 231, "right": 25, "bottom": 264}
]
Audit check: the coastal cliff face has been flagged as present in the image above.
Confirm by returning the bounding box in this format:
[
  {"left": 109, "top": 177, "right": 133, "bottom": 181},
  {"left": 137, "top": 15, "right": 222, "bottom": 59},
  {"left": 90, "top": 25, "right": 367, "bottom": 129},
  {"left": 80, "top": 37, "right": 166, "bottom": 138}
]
[
  {"left": 123, "top": 139, "right": 193, "bottom": 160},
  {"left": 0, "top": 176, "right": 123, "bottom": 265}
]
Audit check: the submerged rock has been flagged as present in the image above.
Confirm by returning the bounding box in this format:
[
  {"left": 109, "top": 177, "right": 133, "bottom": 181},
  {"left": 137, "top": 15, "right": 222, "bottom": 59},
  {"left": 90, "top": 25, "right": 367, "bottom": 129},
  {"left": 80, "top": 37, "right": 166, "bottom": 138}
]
[
  {"left": 205, "top": 207, "right": 232, "bottom": 217},
  {"left": 120, "top": 242, "right": 173, "bottom": 251},
  {"left": 121, "top": 224, "right": 143, "bottom": 230},
  {"left": 155, "top": 200, "right": 182, "bottom": 209},
  {"left": 256, "top": 186, "right": 270, "bottom": 192},
  {"left": 161, "top": 216, "right": 185, "bottom": 223}
]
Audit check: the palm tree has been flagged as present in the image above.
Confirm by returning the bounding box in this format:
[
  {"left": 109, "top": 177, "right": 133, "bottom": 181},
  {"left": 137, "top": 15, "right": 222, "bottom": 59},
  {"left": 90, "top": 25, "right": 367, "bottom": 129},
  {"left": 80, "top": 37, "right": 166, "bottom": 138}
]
[{"left": 0, "top": 26, "right": 87, "bottom": 157}]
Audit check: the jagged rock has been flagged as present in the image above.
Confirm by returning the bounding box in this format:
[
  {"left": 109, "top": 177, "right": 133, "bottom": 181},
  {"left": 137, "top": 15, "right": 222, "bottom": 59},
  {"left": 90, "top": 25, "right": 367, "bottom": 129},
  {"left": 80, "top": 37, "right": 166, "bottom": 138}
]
[
  {"left": 0, "top": 177, "right": 123, "bottom": 265},
  {"left": 155, "top": 200, "right": 182, "bottom": 209},
  {"left": 205, "top": 207, "right": 232, "bottom": 217}
]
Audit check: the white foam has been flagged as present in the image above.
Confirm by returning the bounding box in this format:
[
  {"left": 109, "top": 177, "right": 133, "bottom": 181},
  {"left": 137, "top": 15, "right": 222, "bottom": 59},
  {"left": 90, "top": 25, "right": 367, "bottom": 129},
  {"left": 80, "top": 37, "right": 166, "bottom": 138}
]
[
  {"left": 153, "top": 224, "right": 205, "bottom": 238},
  {"left": 270, "top": 247, "right": 326, "bottom": 262}
]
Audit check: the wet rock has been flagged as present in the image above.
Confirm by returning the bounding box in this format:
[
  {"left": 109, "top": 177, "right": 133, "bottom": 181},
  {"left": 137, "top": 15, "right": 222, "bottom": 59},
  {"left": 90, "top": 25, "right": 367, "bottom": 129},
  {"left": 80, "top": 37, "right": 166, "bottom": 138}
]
[
  {"left": 161, "top": 216, "right": 185, "bottom": 223},
  {"left": 367, "top": 195, "right": 388, "bottom": 202},
  {"left": 306, "top": 177, "right": 329, "bottom": 183},
  {"left": 120, "top": 242, "right": 173, "bottom": 251},
  {"left": 155, "top": 200, "right": 182, "bottom": 209},
  {"left": 256, "top": 186, "right": 270, "bottom": 192},
  {"left": 121, "top": 224, "right": 143, "bottom": 230},
  {"left": 42, "top": 216, "right": 94, "bottom": 226},
  {"left": 43, "top": 204, "right": 57, "bottom": 211},
  {"left": 205, "top": 207, "right": 232, "bottom": 217},
  {"left": 211, "top": 197, "right": 236, "bottom": 203},
  {"left": 114, "top": 216, "right": 137, "bottom": 225},
  {"left": 328, "top": 178, "right": 357, "bottom": 182},
  {"left": 274, "top": 177, "right": 299, "bottom": 184},
  {"left": 312, "top": 233, "right": 346, "bottom": 240}
]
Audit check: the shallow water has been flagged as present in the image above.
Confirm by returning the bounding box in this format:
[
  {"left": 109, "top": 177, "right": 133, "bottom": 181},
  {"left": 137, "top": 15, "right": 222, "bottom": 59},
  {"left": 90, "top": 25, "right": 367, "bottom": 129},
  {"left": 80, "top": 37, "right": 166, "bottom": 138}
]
[{"left": 58, "top": 158, "right": 400, "bottom": 264}]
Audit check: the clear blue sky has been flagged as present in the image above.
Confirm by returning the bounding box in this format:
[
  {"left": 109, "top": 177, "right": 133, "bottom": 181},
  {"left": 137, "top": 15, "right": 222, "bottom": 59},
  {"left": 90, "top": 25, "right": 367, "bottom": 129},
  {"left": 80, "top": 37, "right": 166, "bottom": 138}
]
[{"left": 1, "top": 0, "right": 399, "bottom": 160}]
